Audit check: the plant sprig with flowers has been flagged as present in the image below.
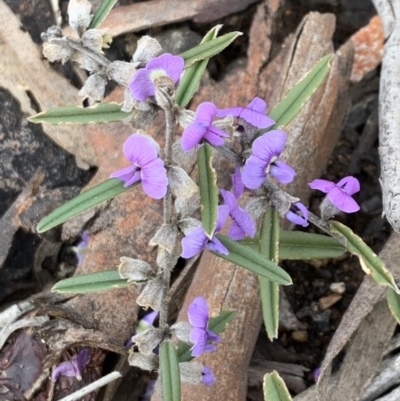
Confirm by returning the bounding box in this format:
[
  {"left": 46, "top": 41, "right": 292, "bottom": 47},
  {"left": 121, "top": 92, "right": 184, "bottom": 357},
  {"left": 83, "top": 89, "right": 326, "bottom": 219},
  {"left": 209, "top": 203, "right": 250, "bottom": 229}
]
[{"left": 30, "top": 1, "right": 400, "bottom": 400}]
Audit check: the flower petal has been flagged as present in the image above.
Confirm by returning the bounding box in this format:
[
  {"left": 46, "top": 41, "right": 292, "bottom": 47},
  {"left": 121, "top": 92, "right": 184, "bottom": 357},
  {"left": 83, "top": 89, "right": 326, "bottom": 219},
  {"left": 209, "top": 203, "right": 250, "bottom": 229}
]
[
  {"left": 231, "top": 166, "right": 244, "bottom": 198},
  {"left": 123, "top": 134, "right": 159, "bottom": 166},
  {"left": 270, "top": 159, "right": 296, "bottom": 184},
  {"left": 190, "top": 328, "right": 208, "bottom": 357},
  {"left": 141, "top": 158, "right": 168, "bottom": 199},
  {"left": 308, "top": 179, "right": 336, "bottom": 193},
  {"left": 207, "top": 236, "right": 229, "bottom": 254},
  {"left": 228, "top": 221, "right": 246, "bottom": 240},
  {"left": 251, "top": 130, "right": 287, "bottom": 162},
  {"left": 239, "top": 108, "right": 275, "bottom": 129},
  {"left": 241, "top": 156, "right": 267, "bottom": 189},
  {"left": 206, "top": 329, "right": 221, "bottom": 343},
  {"left": 110, "top": 165, "right": 141, "bottom": 187},
  {"left": 246, "top": 97, "right": 267, "bottom": 113},
  {"left": 147, "top": 53, "right": 184, "bottom": 83},
  {"left": 129, "top": 68, "right": 154, "bottom": 101},
  {"left": 196, "top": 102, "right": 218, "bottom": 126},
  {"left": 220, "top": 189, "right": 237, "bottom": 212},
  {"left": 336, "top": 176, "right": 360, "bottom": 196},
  {"left": 285, "top": 202, "right": 309, "bottom": 227},
  {"left": 202, "top": 366, "right": 215, "bottom": 386},
  {"left": 215, "top": 205, "right": 230, "bottom": 232},
  {"left": 181, "top": 227, "right": 208, "bottom": 258},
  {"left": 216, "top": 106, "right": 243, "bottom": 118},
  {"left": 77, "top": 349, "right": 91, "bottom": 368},
  {"left": 328, "top": 186, "right": 360, "bottom": 213},
  {"left": 229, "top": 207, "right": 256, "bottom": 239},
  {"left": 188, "top": 296, "right": 209, "bottom": 329},
  {"left": 181, "top": 122, "right": 207, "bottom": 151},
  {"left": 203, "top": 126, "right": 229, "bottom": 147},
  {"left": 142, "top": 310, "right": 159, "bottom": 326}
]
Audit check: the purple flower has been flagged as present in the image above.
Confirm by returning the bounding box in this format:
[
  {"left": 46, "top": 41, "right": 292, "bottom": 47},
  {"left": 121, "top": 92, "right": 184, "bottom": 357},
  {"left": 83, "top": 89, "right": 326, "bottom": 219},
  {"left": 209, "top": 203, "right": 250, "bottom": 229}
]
[
  {"left": 313, "top": 367, "right": 322, "bottom": 382},
  {"left": 188, "top": 297, "right": 221, "bottom": 357},
  {"left": 51, "top": 349, "right": 90, "bottom": 382},
  {"left": 181, "top": 102, "right": 230, "bottom": 151},
  {"left": 217, "top": 97, "right": 275, "bottom": 129},
  {"left": 241, "top": 130, "right": 296, "bottom": 189},
  {"left": 110, "top": 134, "right": 168, "bottom": 199},
  {"left": 220, "top": 189, "right": 255, "bottom": 240},
  {"left": 73, "top": 230, "right": 89, "bottom": 266},
  {"left": 309, "top": 176, "right": 360, "bottom": 213},
  {"left": 129, "top": 53, "right": 184, "bottom": 101},
  {"left": 285, "top": 202, "right": 309, "bottom": 227},
  {"left": 202, "top": 366, "right": 215, "bottom": 386},
  {"left": 231, "top": 166, "right": 244, "bottom": 199},
  {"left": 181, "top": 205, "right": 229, "bottom": 258},
  {"left": 126, "top": 310, "right": 159, "bottom": 347}
]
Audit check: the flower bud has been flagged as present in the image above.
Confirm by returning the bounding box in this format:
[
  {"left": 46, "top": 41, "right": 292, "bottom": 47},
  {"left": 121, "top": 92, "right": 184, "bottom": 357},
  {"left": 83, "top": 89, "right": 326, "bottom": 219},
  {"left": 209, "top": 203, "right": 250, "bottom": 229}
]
[
  {"left": 172, "top": 140, "right": 197, "bottom": 172},
  {"left": 168, "top": 166, "right": 198, "bottom": 200},
  {"left": 133, "top": 36, "right": 163, "bottom": 65},
  {"left": 154, "top": 80, "right": 175, "bottom": 111},
  {"left": 175, "top": 193, "right": 200, "bottom": 219},
  {"left": 128, "top": 351, "right": 159, "bottom": 371},
  {"left": 42, "top": 42, "right": 72, "bottom": 63},
  {"left": 68, "top": 0, "right": 92, "bottom": 36},
  {"left": 149, "top": 224, "right": 178, "bottom": 253},
  {"left": 118, "top": 257, "right": 155, "bottom": 283},
  {"left": 136, "top": 275, "right": 164, "bottom": 310},
  {"left": 131, "top": 327, "right": 163, "bottom": 355},
  {"left": 178, "top": 217, "right": 201, "bottom": 236},
  {"left": 79, "top": 74, "right": 107, "bottom": 101},
  {"left": 170, "top": 321, "right": 191, "bottom": 343},
  {"left": 179, "top": 362, "right": 204, "bottom": 384},
  {"left": 107, "top": 61, "right": 138, "bottom": 87},
  {"left": 81, "top": 29, "right": 105, "bottom": 52}
]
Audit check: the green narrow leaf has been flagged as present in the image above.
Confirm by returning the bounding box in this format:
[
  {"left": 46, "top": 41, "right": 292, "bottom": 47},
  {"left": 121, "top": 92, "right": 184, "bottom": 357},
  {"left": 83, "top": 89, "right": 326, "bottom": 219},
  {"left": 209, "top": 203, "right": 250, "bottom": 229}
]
[
  {"left": 198, "top": 144, "right": 218, "bottom": 237},
  {"left": 259, "top": 209, "right": 281, "bottom": 340},
  {"left": 176, "top": 25, "right": 222, "bottom": 108},
  {"left": 180, "top": 31, "right": 243, "bottom": 68},
  {"left": 212, "top": 234, "right": 292, "bottom": 285},
  {"left": 160, "top": 341, "right": 181, "bottom": 401},
  {"left": 89, "top": 0, "right": 117, "bottom": 29},
  {"left": 258, "top": 54, "right": 333, "bottom": 136},
  {"left": 28, "top": 102, "right": 130, "bottom": 125},
  {"left": 52, "top": 270, "right": 128, "bottom": 293},
  {"left": 177, "top": 310, "right": 235, "bottom": 363},
  {"left": 387, "top": 288, "right": 400, "bottom": 324},
  {"left": 263, "top": 371, "right": 293, "bottom": 401},
  {"left": 37, "top": 178, "right": 138, "bottom": 233},
  {"left": 331, "top": 221, "right": 398, "bottom": 291},
  {"left": 279, "top": 230, "right": 345, "bottom": 260}
]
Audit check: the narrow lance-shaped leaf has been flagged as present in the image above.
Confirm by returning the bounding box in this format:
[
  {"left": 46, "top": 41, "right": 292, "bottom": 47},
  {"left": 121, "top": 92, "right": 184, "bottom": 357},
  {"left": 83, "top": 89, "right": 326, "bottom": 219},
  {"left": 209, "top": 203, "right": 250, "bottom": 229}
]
[
  {"left": 176, "top": 25, "right": 222, "bottom": 108},
  {"left": 160, "top": 341, "right": 181, "bottom": 401},
  {"left": 180, "top": 31, "right": 243, "bottom": 68},
  {"left": 256, "top": 54, "right": 333, "bottom": 138},
  {"left": 52, "top": 270, "right": 128, "bottom": 294},
  {"left": 212, "top": 234, "right": 292, "bottom": 285},
  {"left": 37, "top": 178, "right": 138, "bottom": 233},
  {"left": 198, "top": 143, "right": 218, "bottom": 237},
  {"left": 28, "top": 102, "right": 130, "bottom": 125},
  {"left": 387, "top": 288, "right": 400, "bottom": 324},
  {"left": 331, "top": 221, "right": 398, "bottom": 291},
  {"left": 177, "top": 310, "right": 236, "bottom": 363},
  {"left": 259, "top": 209, "right": 281, "bottom": 341},
  {"left": 263, "top": 371, "right": 293, "bottom": 401},
  {"left": 89, "top": 0, "right": 117, "bottom": 29}
]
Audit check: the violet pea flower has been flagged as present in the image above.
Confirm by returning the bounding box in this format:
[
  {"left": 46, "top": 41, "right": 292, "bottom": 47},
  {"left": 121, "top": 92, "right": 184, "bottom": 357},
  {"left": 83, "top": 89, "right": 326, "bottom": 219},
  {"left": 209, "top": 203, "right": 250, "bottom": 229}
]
[
  {"left": 181, "top": 205, "right": 229, "bottom": 258},
  {"left": 110, "top": 134, "right": 168, "bottom": 199},
  {"left": 241, "top": 130, "right": 296, "bottom": 189},
  {"left": 188, "top": 296, "right": 221, "bottom": 357},
  {"left": 231, "top": 166, "right": 244, "bottom": 199},
  {"left": 202, "top": 366, "right": 215, "bottom": 386},
  {"left": 181, "top": 102, "right": 229, "bottom": 151},
  {"left": 285, "top": 202, "right": 309, "bottom": 227},
  {"left": 220, "top": 189, "right": 255, "bottom": 240},
  {"left": 72, "top": 230, "right": 89, "bottom": 266},
  {"left": 52, "top": 349, "right": 90, "bottom": 382},
  {"left": 129, "top": 53, "right": 184, "bottom": 102},
  {"left": 309, "top": 176, "right": 360, "bottom": 213},
  {"left": 126, "top": 310, "right": 159, "bottom": 347},
  {"left": 217, "top": 96, "right": 275, "bottom": 129}
]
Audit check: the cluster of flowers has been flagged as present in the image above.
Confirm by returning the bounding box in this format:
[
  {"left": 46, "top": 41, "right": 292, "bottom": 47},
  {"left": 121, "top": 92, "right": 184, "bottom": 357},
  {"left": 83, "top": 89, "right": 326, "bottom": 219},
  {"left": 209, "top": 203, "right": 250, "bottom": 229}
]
[{"left": 110, "top": 52, "right": 361, "bottom": 259}]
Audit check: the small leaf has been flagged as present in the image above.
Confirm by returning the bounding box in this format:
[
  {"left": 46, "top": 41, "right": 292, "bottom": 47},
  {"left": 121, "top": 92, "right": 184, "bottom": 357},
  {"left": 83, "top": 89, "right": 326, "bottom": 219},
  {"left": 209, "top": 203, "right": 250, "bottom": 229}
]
[
  {"left": 89, "top": 0, "right": 117, "bottom": 29},
  {"left": 52, "top": 270, "right": 128, "bottom": 293},
  {"left": 258, "top": 54, "right": 333, "bottom": 137},
  {"left": 387, "top": 288, "right": 400, "bottom": 324},
  {"left": 37, "top": 178, "right": 138, "bottom": 233},
  {"left": 176, "top": 25, "right": 221, "bottom": 108},
  {"left": 198, "top": 144, "right": 218, "bottom": 237},
  {"left": 176, "top": 309, "right": 235, "bottom": 363},
  {"left": 259, "top": 210, "right": 280, "bottom": 340},
  {"left": 263, "top": 371, "right": 293, "bottom": 401},
  {"left": 279, "top": 230, "right": 345, "bottom": 260},
  {"left": 331, "top": 221, "right": 398, "bottom": 291},
  {"left": 213, "top": 234, "right": 292, "bottom": 285},
  {"left": 180, "top": 31, "right": 243, "bottom": 68},
  {"left": 160, "top": 341, "right": 181, "bottom": 401},
  {"left": 28, "top": 102, "right": 130, "bottom": 125}
]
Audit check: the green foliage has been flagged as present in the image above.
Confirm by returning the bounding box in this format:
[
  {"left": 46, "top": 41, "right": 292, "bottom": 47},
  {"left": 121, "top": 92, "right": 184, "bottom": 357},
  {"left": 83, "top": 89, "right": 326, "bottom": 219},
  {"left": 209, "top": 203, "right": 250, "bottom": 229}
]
[
  {"left": 28, "top": 102, "right": 130, "bottom": 125},
  {"left": 52, "top": 270, "right": 128, "bottom": 293},
  {"left": 160, "top": 341, "right": 181, "bottom": 401},
  {"left": 89, "top": 0, "right": 117, "bottom": 28},
  {"left": 263, "top": 371, "right": 293, "bottom": 401},
  {"left": 37, "top": 179, "right": 138, "bottom": 233}
]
